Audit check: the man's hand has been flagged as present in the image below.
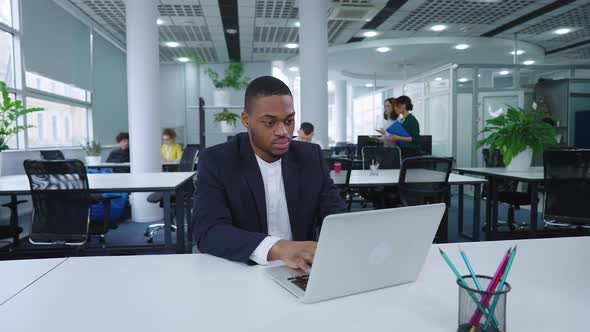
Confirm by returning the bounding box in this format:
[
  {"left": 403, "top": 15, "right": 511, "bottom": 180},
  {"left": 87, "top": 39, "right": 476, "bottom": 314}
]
[{"left": 268, "top": 240, "right": 317, "bottom": 273}]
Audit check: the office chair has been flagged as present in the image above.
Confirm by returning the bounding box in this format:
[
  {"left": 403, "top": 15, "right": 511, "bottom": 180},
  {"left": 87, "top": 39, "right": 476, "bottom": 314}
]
[
  {"left": 40, "top": 150, "right": 65, "bottom": 160},
  {"left": 356, "top": 135, "right": 380, "bottom": 159},
  {"left": 144, "top": 144, "right": 199, "bottom": 242},
  {"left": 543, "top": 149, "right": 590, "bottom": 229},
  {"left": 321, "top": 149, "right": 334, "bottom": 160},
  {"left": 325, "top": 158, "right": 353, "bottom": 211},
  {"left": 361, "top": 146, "right": 401, "bottom": 170},
  {"left": 482, "top": 148, "right": 530, "bottom": 231},
  {"left": 398, "top": 157, "right": 452, "bottom": 242},
  {"left": 400, "top": 135, "right": 431, "bottom": 159},
  {"left": 23, "top": 159, "right": 91, "bottom": 245}
]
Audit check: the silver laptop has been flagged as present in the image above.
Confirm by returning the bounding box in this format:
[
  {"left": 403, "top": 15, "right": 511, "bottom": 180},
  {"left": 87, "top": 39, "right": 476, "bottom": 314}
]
[{"left": 265, "top": 203, "right": 445, "bottom": 303}]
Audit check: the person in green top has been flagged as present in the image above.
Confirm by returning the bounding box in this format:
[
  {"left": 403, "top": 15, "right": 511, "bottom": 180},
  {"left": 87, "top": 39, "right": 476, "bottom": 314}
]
[{"left": 378, "top": 95, "right": 420, "bottom": 149}]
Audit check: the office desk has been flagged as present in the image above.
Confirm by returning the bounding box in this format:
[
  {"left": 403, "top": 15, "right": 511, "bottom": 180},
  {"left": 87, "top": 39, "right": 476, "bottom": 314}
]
[
  {"left": 332, "top": 170, "right": 487, "bottom": 241},
  {"left": 455, "top": 167, "right": 544, "bottom": 237},
  {"left": 0, "top": 257, "right": 66, "bottom": 304},
  {"left": 0, "top": 237, "right": 587, "bottom": 331},
  {"left": 0, "top": 172, "right": 195, "bottom": 253},
  {"left": 86, "top": 161, "right": 185, "bottom": 172}
]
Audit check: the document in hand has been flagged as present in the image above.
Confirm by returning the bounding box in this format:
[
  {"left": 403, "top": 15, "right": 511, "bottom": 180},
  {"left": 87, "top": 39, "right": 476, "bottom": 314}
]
[{"left": 385, "top": 121, "right": 410, "bottom": 145}]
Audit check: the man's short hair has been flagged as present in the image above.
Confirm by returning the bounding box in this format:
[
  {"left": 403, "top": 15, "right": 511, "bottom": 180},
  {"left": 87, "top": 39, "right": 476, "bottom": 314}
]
[
  {"left": 115, "top": 132, "right": 129, "bottom": 143},
  {"left": 299, "top": 122, "right": 314, "bottom": 135},
  {"left": 244, "top": 76, "right": 292, "bottom": 113}
]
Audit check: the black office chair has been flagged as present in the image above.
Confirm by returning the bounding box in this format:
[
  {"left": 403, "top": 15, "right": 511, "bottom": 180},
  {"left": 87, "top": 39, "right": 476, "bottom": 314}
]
[
  {"left": 321, "top": 149, "right": 334, "bottom": 160},
  {"left": 543, "top": 149, "right": 590, "bottom": 229},
  {"left": 356, "top": 135, "right": 380, "bottom": 159},
  {"left": 482, "top": 148, "right": 530, "bottom": 231},
  {"left": 23, "top": 159, "right": 91, "bottom": 245},
  {"left": 325, "top": 158, "right": 353, "bottom": 211},
  {"left": 362, "top": 146, "right": 401, "bottom": 170},
  {"left": 144, "top": 144, "right": 199, "bottom": 242},
  {"left": 40, "top": 150, "right": 65, "bottom": 160}
]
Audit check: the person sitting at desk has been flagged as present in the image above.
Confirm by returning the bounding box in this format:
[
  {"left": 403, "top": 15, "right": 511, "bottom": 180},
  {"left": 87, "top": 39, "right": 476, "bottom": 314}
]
[
  {"left": 296, "top": 122, "right": 323, "bottom": 148},
  {"left": 106, "top": 132, "right": 130, "bottom": 163},
  {"left": 161, "top": 128, "right": 182, "bottom": 162},
  {"left": 377, "top": 95, "right": 420, "bottom": 150},
  {"left": 192, "top": 76, "right": 345, "bottom": 272}
]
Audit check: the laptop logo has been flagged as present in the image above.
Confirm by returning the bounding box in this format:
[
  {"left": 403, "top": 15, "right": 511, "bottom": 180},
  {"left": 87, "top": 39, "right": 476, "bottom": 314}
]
[{"left": 368, "top": 242, "right": 392, "bottom": 265}]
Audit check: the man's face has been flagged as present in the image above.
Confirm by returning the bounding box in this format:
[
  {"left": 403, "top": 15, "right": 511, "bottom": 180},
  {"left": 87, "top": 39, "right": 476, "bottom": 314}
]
[
  {"left": 119, "top": 139, "right": 129, "bottom": 150},
  {"left": 241, "top": 95, "right": 295, "bottom": 162},
  {"left": 298, "top": 129, "right": 313, "bottom": 142}
]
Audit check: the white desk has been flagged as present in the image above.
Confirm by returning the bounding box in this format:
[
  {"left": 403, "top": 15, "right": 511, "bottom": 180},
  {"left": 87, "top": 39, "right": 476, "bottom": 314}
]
[
  {"left": 86, "top": 161, "right": 182, "bottom": 169},
  {"left": 0, "top": 237, "right": 587, "bottom": 331},
  {"left": 0, "top": 172, "right": 196, "bottom": 253},
  {"left": 0, "top": 257, "right": 66, "bottom": 305}
]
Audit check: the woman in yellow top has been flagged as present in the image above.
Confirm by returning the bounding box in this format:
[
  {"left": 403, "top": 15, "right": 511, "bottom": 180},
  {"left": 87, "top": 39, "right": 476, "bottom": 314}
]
[{"left": 161, "top": 128, "right": 182, "bottom": 162}]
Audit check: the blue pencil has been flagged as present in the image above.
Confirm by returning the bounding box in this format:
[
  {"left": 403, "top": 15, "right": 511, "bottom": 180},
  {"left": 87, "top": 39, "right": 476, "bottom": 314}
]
[
  {"left": 483, "top": 245, "right": 518, "bottom": 330},
  {"left": 459, "top": 245, "right": 483, "bottom": 291}
]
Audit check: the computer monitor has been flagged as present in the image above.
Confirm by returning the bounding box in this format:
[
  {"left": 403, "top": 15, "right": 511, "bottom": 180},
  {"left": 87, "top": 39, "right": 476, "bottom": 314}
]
[{"left": 356, "top": 135, "right": 381, "bottom": 158}]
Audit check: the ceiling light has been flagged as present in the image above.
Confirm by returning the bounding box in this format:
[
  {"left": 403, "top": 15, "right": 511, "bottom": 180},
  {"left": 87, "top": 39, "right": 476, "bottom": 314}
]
[
  {"left": 288, "top": 66, "right": 299, "bottom": 72},
  {"left": 365, "top": 83, "right": 374, "bottom": 88},
  {"left": 510, "top": 50, "right": 525, "bottom": 55},
  {"left": 226, "top": 28, "right": 238, "bottom": 34},
  {"left": 499, "top": 70, "right": 510, "bottom": 75},
  {"left": 554, "top": 28, "right": 571, "bottom": 35},
  {"left": 285, "top": 43, "right": 299, "bottom": 49},
  {"left": 177, "top": 57, "right": 190, "bottom": 63},
  {"left": 165, "top": 41, "right": 180, "bottom": 48},
  {"left": 156, "top": 18, "right": 164, "bottom": 25},
  {"left": 523, "top": 60, "right": 535, "bottom": 65},
  {"left": 294, "top": 21, "right": 300, "bottom": 27},
  {"left": 458, "top": 78, "right": 469, "bottom": 83},
  {"left": 435, "top": 77, "right": 443, "bottom": 81},
  {"left": 295, "top": 76, "right": 301, "bottom": 80},
  {"left": 363, "top": 31, "right": 378, "bottom": 38},
  {"left": 431, "top": 25, "right": 447, "bottom": 32},
  {"left": 376, "top": 47, "right": 391, "bottom": 53},
  {"left": 455, "top": 44, "right": 470, "bottom": 50}
]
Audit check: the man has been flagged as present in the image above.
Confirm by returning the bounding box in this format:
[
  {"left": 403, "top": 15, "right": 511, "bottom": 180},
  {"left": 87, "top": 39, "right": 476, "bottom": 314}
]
[
  {"left": 106, "top": 132, "right": 130, "bottom": 163},
  {"left": 193, "top": 76, "right": 345, "bottom": 272},
  {"left": 297, "top": 122, "right": 323, "bottom": 148}
]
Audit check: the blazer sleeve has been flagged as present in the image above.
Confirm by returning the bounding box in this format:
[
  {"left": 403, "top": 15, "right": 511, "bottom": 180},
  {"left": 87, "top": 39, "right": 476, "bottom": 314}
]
[
  {"left": 192, "top": 149, "right": 267, "bottom": 263},
  {"left": 173, "top": 144, "right": 183, "bottom": 160},
  {"left": 316, "top": 146, "right": 346, "bottom": 226}
]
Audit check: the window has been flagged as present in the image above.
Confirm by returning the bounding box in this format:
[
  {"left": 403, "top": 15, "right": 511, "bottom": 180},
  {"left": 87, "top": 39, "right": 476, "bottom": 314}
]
[
  {"left": 0, "top": 29, "right": 14, "bottom": 87},
  {"left": 352, "top": 91, "right": 383, "bottom": 139},
  {"left": 25, "top": 72, "right": 90, "bottom": 102},
  {"left": 26, "top": 97, "right": 88, "bottom": 148},
  {"left": 0, "top": 0, "right": 11, "bottom": 27}
]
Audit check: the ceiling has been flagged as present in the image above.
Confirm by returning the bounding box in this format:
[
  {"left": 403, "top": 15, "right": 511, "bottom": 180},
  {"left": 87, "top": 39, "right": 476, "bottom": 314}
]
[{"left": 68, "top": 0, "right": 590, "bottom": 67}]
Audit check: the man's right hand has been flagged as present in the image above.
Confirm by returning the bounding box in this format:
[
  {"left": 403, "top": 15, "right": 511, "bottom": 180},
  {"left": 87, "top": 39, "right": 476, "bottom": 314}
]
[{"left": 267, "top": 240, "right": 317, "bottom": 273}]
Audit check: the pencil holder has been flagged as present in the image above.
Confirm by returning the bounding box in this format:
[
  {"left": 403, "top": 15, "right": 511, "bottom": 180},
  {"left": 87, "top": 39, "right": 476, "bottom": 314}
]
[{"left": 457, "top": 275, "right": 511, "bottom": 332}]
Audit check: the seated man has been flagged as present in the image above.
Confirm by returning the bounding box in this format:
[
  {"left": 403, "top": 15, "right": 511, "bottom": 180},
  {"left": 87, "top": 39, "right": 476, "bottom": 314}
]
[
  {"left": 106, "top": 132, "right": 130, "bottom": 163},
  {"left": 297, "top": 122, "right": 323, "bottom": 148},
  {"left": 193, "top": 76, "right": 345, "bottom": 272}
]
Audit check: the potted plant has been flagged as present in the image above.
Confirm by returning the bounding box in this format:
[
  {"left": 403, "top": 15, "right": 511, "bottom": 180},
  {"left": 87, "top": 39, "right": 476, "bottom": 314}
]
[
  {"left": 0, "top": 81, "right": 43, "bottom": 175},
  {"left": 205, "top": 61, "right": 249, "bottom": 106},
  {"left": 81, "top": 140, "right": 102, "bottom": 165},
  {"left": 476, "top": 105, "right": 557, "bottom": 171},
  {"left": 213, "top": 108, "right": 240, "bottom": 134}
]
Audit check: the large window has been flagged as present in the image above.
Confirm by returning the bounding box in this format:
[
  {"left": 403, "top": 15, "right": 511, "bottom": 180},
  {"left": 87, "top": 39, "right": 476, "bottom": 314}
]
[
  {"left": 26, "top": 97, "right": 88, "bottom": 148},
  {"left": 352, "top": 91, "right": 383, "bottom": 139},
  {"left": 0, "top": 0, "right": 11, "bottom": 26},
  {"left": 0, "top": 30, "right": 13, "bottom": 87}
]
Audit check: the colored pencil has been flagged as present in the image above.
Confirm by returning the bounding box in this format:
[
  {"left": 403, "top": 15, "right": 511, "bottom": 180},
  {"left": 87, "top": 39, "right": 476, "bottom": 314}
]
[
  {"left": 483, "top": 245, "right": 518, "bottom": 330},
  {"left": 459, "top": 245, "right": 483, "bottom": 291},
  {"left": 469, "top": 247, "right": 511, "bottom": 328},
  {"left": 438, "top": 248, "right": 500, "bottom": 330}
]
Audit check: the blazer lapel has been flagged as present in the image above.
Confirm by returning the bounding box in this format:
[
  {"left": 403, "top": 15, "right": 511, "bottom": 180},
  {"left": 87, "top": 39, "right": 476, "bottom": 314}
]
[
  {"left": 239, "top": 135, "right": 268, "bottom": 234},
  {"left": 282, "top": 153, "right": 301, "bottom": 240}
]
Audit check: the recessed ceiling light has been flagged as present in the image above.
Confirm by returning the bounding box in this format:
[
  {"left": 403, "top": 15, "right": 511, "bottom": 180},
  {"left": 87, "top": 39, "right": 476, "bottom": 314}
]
[
  {"left": 165, "top": 41, "right": 180, "bottom": 48},
  {"left": 510, "top": 50, "right": 525, "bottom": 55},
  {"left": 431, "top": 25, "right": 447, "bottom": 32},
  {"left": 363, "top": 31, "right": 378, "bottom": 37},
  {"left": 435, "top": 77, "right": 443, "bottom": 81},
  {"left": 177, "top": 57, "right": 190, "bottom": 63},
  {"left": 288, "top": 66, "right": 299, "bottom": 72},
  {"left": 295, "top": 76, "right": 301, "bottom": 80},
  {"left": 455, "top": 44, "right": 470, "bottom": 50},
  {"left": 226, "top": 28, "right": 238, "bottom": 34},
  {"left": 458, "top": 78, "right": 469, "bottom": 83},
  {"left": 365, "top": 83, "right": 374, "bottom": 88},
  {"left": 376, "top": 47, "right": 391, "bottom": 53},
  {"left": 156, "top": 18, "right": 164, "bottom": 25},
  {"left": 499, "top": 70, "right": 510, "bottom": 75},
  {"left": 294, "top": 21, "right": 300, "bottom": 27},
  {"left": 554, "top": 28, "right": 571, "bottom": 35},
  {"left": 523, "top": 60, "right": 535, "bottom": 65},
  {"left": 285, "top": 43, "right": 299, "bottom": 49}
]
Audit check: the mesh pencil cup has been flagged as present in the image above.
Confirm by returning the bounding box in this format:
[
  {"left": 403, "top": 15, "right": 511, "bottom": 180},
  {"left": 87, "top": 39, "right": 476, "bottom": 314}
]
[{"left": 457, "top": 275, "right": 511, "bottom": 332}]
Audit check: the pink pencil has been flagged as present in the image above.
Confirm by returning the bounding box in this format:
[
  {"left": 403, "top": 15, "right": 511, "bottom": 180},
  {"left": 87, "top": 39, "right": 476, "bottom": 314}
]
[{"left": 469, "top": 247, "right": 512, "bottom": 328}]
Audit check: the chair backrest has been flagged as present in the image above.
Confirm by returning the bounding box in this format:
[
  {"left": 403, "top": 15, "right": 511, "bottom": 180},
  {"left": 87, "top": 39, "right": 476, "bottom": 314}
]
[
  {"left": 321, "top": 149, "right": 334, "bottom": 159},
  {"left": 23, "top": 159, "right": 91, "bottom": 245},
  {"left": 356, "top": 135, "right": 380, "bottom": 158},
  {"left": 543, "top": 149, "right": 590, "bottom": 225},
  {"left": 179, "top": 144, "right": 199, "bottom": 172},
  {"left": 325, "top": 157, "right": 353, "bottom": 194},
  {"left": 419, "top": 135, "right": 432, "bottom": 155},
  {"left": 398, "top": 157, "right": 453, "bottom": 206},
  {"left": 40, "top": 150, "right": 65, "bottom": 161},
  {"left": 362, "top": 146, "right": 401, "bottom": 170}
]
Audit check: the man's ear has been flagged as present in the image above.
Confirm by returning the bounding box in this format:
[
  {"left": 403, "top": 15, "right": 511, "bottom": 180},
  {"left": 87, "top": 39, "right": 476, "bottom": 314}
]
[{"left": 241, "top": 112, "right": 249, "bottom": 129}]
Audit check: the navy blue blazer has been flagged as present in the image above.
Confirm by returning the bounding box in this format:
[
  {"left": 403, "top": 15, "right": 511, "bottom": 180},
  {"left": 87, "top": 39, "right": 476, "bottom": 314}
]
[{"left": 192, "top": 132, "right": 345, "bottom": 263}]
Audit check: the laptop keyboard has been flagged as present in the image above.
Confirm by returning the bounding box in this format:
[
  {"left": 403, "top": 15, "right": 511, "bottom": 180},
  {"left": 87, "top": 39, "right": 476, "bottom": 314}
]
[{"left": 288, "top": 275, "right": 309, "bottom": 291}]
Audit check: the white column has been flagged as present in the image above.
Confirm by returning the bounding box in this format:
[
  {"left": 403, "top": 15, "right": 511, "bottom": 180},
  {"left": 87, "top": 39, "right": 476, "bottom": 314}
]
[
  {"left": 299, "top": 0, "right": 328, "bottom": 147},
  {"left": 334, "top": 80, "right": 348, "bottom": 143},
  {"left": 126, "top": 0, "right": 162, "bottom": 222}
]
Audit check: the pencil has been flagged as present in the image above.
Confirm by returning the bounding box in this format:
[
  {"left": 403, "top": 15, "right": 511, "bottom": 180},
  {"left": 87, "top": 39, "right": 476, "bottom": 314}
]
[
  {"left": 438, "top": 248, "right": 501, "bottom": 330},
  {"left": 483, "top": 245, "right": 518, "bottom": 330},
  {"left": 459, "top": 245, "right": 483, "bottom": 291}
]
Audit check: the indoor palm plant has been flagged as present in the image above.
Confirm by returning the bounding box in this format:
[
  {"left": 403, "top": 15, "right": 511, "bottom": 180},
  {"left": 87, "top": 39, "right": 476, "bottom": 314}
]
[
  {"left": 0, "top": 81, "right": 43, "bottom": 175},
  {"left": 213, "top": 108, "right": 240, "bottom": 134},
  {"left": 206, "top": 61, "right": 249, "bottom": 106},
  {"left": 476, "top": 105, "right": 557, "bottom": 170},
  {"left": 81, "top": 140, "right": 102, "bottom": 165}
]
